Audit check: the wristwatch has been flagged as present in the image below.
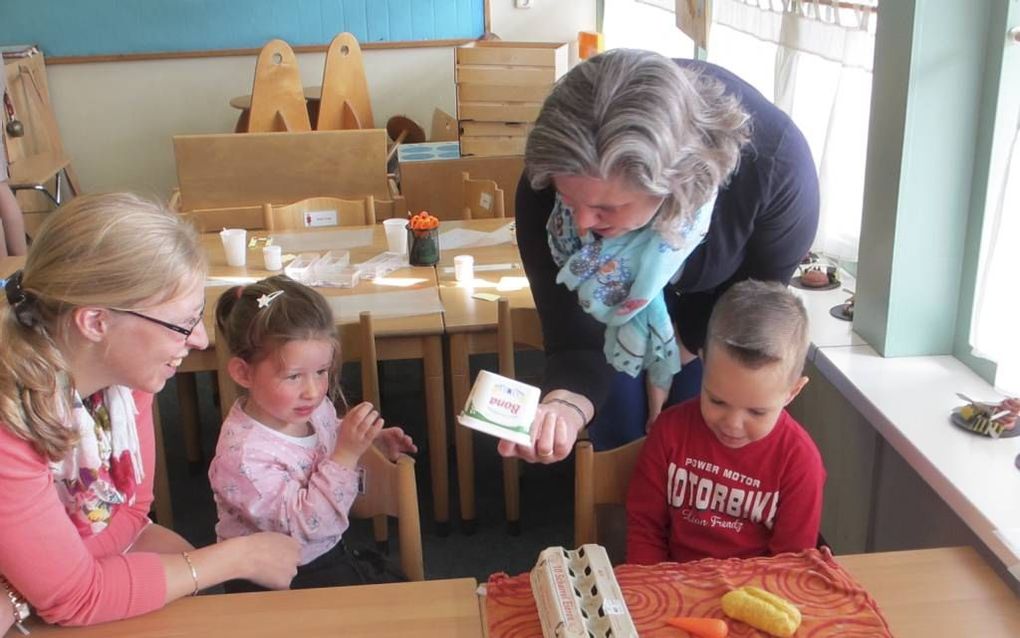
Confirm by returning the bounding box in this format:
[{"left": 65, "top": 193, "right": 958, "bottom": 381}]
[{"left": 0, "top": 575, "right": 30, "bottom": 635}]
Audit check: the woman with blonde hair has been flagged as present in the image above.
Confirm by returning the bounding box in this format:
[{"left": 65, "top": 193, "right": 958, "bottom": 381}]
[
  {"left": 510, "top": 49, "right": 819, "bottom": 463},
  {"left": 0, "top": 193, "right": 299, "bottom": 632}
]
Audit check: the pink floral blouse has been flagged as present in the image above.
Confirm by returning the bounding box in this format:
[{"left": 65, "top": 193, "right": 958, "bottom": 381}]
[{"left": 208, "top": 398, "right": 360, "bottom": 565}]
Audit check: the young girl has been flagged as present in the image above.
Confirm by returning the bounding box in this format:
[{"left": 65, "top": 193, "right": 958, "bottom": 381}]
[{"left": 208, "top": 275, "right": 417, "bottom": 591}]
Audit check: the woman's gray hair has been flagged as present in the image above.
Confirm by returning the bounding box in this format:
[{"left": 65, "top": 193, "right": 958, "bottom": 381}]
[{"left": 525, "top": 48, "right": 750, "bottom": 244}]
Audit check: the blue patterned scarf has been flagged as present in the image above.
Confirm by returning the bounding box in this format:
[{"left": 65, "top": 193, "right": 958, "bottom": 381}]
[{"left": 547, "top": 193, "right": 714, "bottom": 390}]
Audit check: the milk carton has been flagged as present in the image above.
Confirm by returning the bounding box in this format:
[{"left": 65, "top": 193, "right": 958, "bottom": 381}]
[{"left": 457, "top": 370, "right": 540, "bottom": 446}]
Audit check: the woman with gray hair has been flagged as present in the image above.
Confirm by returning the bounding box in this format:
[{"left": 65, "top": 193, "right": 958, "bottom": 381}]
[{"left": 507, "top": 48, "right": 818, "bottom": 463}]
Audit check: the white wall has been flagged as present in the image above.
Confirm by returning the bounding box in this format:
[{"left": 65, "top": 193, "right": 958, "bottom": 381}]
[{"left": 45, "top": 0, "right": 595, "bottom": 198}]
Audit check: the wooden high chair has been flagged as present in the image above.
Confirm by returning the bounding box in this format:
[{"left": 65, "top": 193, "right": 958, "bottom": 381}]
[
  {"left": 574, "top": 436, "right": 646, "bottom": 552},
  {"left": 494, "top": 297, "right": 544, "bottom": 534},
  {"left": 461, "top": 171, "right": 506, "bottom": 220},
  {"left": 342, "top": 311, "right": 425, "bottom": 581},
  {"left": 317, "top": 33, "right": 374, "bottom": 131},
  {"left": 247, "top": 39, "right": 312, "bottom": 133},
  {"left": 262, "top": 195, "right": 376, "bottom": 231}
]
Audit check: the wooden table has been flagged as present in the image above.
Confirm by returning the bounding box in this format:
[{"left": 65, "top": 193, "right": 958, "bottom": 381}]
[
  {"left": 434, "top": 219, "right": 535, "bottom": 528},
  {"left": 21, "top": 578, "right": 483, "bottom": 637},
  {"left": 184, "top": 226, "right": 451, "bottom": 528},
  {"left": 476, "top": 547, "right": 1018, "bottom": 638},
  {"left": 835, "top": 547, "right": 1020, "bottom": 636}
]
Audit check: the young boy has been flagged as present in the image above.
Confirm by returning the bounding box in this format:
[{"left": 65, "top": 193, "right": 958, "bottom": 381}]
[{"left": 626, "top": 280, "right": 825, "bottom": 564}]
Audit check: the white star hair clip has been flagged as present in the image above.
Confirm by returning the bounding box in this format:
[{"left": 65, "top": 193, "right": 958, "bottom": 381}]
[{"left": 257, "top": 290, "right": 284, "bottom": 309}]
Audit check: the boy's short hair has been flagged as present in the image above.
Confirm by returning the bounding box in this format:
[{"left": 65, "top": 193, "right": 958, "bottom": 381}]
[{"left": 704, "top": 280, "right": 810, "bottom": 380}]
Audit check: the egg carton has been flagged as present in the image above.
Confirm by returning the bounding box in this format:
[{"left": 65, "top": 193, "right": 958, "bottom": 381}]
[{"left": 530, "top": 545, "right": 637, "bottom": 638}]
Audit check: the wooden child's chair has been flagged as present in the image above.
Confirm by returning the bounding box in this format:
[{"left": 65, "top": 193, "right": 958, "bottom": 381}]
[
  {"left": 461, "top": 171, "right": 506, "bottom": 220},
  {"left": 574, "top": 436, "right": 646, "bottom": 560},
  {"left": 341, "top": 311, "right": 425, "bottom": 581},
  {"left": 262, "top": 195, "right": 376, "bottom": 231},
  {"left": 495, "top": 297, "right": 544, "bottom": 534},
  {"left": 247, "top": 39, "right": 311, "bottom": 133},
  {"left": 317, "top": 33, "right": 374, "bottom": 131}
]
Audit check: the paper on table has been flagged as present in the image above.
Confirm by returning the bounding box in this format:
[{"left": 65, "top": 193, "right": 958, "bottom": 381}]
[
  {"left": 441, "top": 262, "right": 520, "bottom": 275},
  {"left": 205, "top": 275, "right": 263, "bottom": 287},
  {"left": 269, "top": 228, "right": 374, "bottom": 253},
  {"left": 439, "top": 222, "right": 514, "bottom": 250},
  {"left": 326, "top": 287, "right": 444, "bottom": 323}
]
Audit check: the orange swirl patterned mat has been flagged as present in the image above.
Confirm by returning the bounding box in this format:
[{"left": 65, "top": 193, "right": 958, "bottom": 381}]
[{"left": 486, "top": 548, "right": 892, "bottom": 637}]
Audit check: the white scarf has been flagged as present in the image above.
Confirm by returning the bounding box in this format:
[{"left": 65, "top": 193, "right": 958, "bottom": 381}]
[{"left": 50, "top": 386, "right": 144, "bottom": 535}]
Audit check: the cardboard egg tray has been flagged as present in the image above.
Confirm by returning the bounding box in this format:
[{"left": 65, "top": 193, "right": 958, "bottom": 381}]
[{"left": 530, "top": 545, "right": 637, "bottom": 638}]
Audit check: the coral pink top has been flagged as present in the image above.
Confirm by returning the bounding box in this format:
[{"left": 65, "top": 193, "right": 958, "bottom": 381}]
[{"left": 0, "top": 391, "right": 166, "bottom": 626}]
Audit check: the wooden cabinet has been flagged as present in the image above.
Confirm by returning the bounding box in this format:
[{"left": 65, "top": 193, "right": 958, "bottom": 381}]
[{"left": 454, "top": 41, "right": 568, "bottom": 157}]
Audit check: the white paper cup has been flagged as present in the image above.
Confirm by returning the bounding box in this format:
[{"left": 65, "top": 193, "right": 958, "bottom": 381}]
[
  {"left": 263, "top": 244, "right": 283, "bottom": 271},
  {"left": 454, "top": 254, "right": 474, "bottom": 283},
  {"left": 220, "top": 229, "right": 248, "bottom": 267},
  {"left": 383, "top": 218, "right": 408, "bottom": 255}
]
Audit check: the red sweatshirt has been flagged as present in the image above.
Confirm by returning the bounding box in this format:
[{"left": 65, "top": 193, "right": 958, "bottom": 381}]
[
  {"left": 626, "top": 399, "right": 825, "bottom": 565},
  {"left": 0, "top": 391, "right": 166, "bottom": 626}
]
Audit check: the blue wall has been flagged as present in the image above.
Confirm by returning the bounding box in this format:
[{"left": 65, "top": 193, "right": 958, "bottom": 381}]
[{"left": 0, "top": 0, "right": 485, "bottom": 57}]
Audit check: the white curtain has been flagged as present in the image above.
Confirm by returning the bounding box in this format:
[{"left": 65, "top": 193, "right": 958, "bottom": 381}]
[
  {"left": 970, "top": 108, "right": 1020, "bottom": 394},
  {"left": 603, "top": 0, "right": 694, "bottom": 58},
  {"left": 708, "top": 0, "right": 876, "bottom": 264}
]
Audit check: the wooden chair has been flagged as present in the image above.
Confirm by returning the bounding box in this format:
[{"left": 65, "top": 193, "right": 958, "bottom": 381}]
[
  {"left": 461, "top": 171, "right": 506, "bottom": 219},
  {"left": 573, "top": 436, "right": 646, "bottom": 550},
  {"left": 7, "top": 152, "right": 76, "bottom": 207},
  {"left": 247, "top": 39, "right": 311, "bottom": 133},
  {"left": 341, "top": 311, "right": 424, "bottom": 581},
  {"left": 496, "top": 297, "right": 544, "bottom": 534},
  {"left": 430, "top": 108, "right": 459, "bottom": 142},
  {"left": 150, "top": 398, "right": 173, "bottom": 529},
  {"left": 317, "top": 33, "right": 374, "bottom": 131},
  {"left": 262, "top": 195, "right": 376, "bottom": 231},
  {"left": 214, "top": 311, "right": 424, "bottom": 581}
]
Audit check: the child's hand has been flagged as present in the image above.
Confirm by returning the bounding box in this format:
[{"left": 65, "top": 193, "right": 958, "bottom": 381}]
[
  {"left": 238, "top": 532, "right": 301, "bottom": 590},
  {"left": 645, "top": 377, "right": 670, "bottom": 433},
  {"left": 332, "top": 401, "right": 385, "bottom": 469},
  {"left": 998, "top": 397, "right": 1020, "bottom": 430},
  {"left": 374, "top": 427, "right": 418, "bottom": 462}
]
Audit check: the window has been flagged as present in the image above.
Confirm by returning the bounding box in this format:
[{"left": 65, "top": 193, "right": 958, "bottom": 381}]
[
  {"left": 707, "top": 0, "right": 877, "bottom": 268},
  {"left": 969, "top": 24, "right": 1020, "bottom": 393},
  {"left": 603, "top": 0, "right": 878, "bottom": 269}
]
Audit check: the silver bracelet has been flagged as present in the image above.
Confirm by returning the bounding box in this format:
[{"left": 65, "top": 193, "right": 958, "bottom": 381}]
[
  {"left": 544, "top": 398, "right": 589, "bottom": 426},
  {"left": 0, "top": 575, "right": 30, "bottom": 635},
  {"left": 181, "top": 552, "right": 200, "bottom": 596}
]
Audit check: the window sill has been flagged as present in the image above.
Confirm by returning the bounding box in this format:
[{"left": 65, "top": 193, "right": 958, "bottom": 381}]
[
  {"left": 793, "top": 269, "right": 1019, "bottom": 580},
  {"left": 813, "top": 344, "right": 1020, "bottom": 581}
]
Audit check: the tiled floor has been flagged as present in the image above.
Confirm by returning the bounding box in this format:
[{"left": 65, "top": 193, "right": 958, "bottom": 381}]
[{"left": 156, "top": 352, "right": 577, "bottom": 584}]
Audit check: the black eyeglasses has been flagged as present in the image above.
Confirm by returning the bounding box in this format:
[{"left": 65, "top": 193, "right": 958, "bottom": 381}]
[{"left": 111, "top": 306, "right": 205, "bottom": 339}]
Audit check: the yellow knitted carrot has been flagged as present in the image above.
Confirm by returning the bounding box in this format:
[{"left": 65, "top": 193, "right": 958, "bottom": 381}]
[{"left": 721, "top": 586, "right": 801, "bottom": 638}]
